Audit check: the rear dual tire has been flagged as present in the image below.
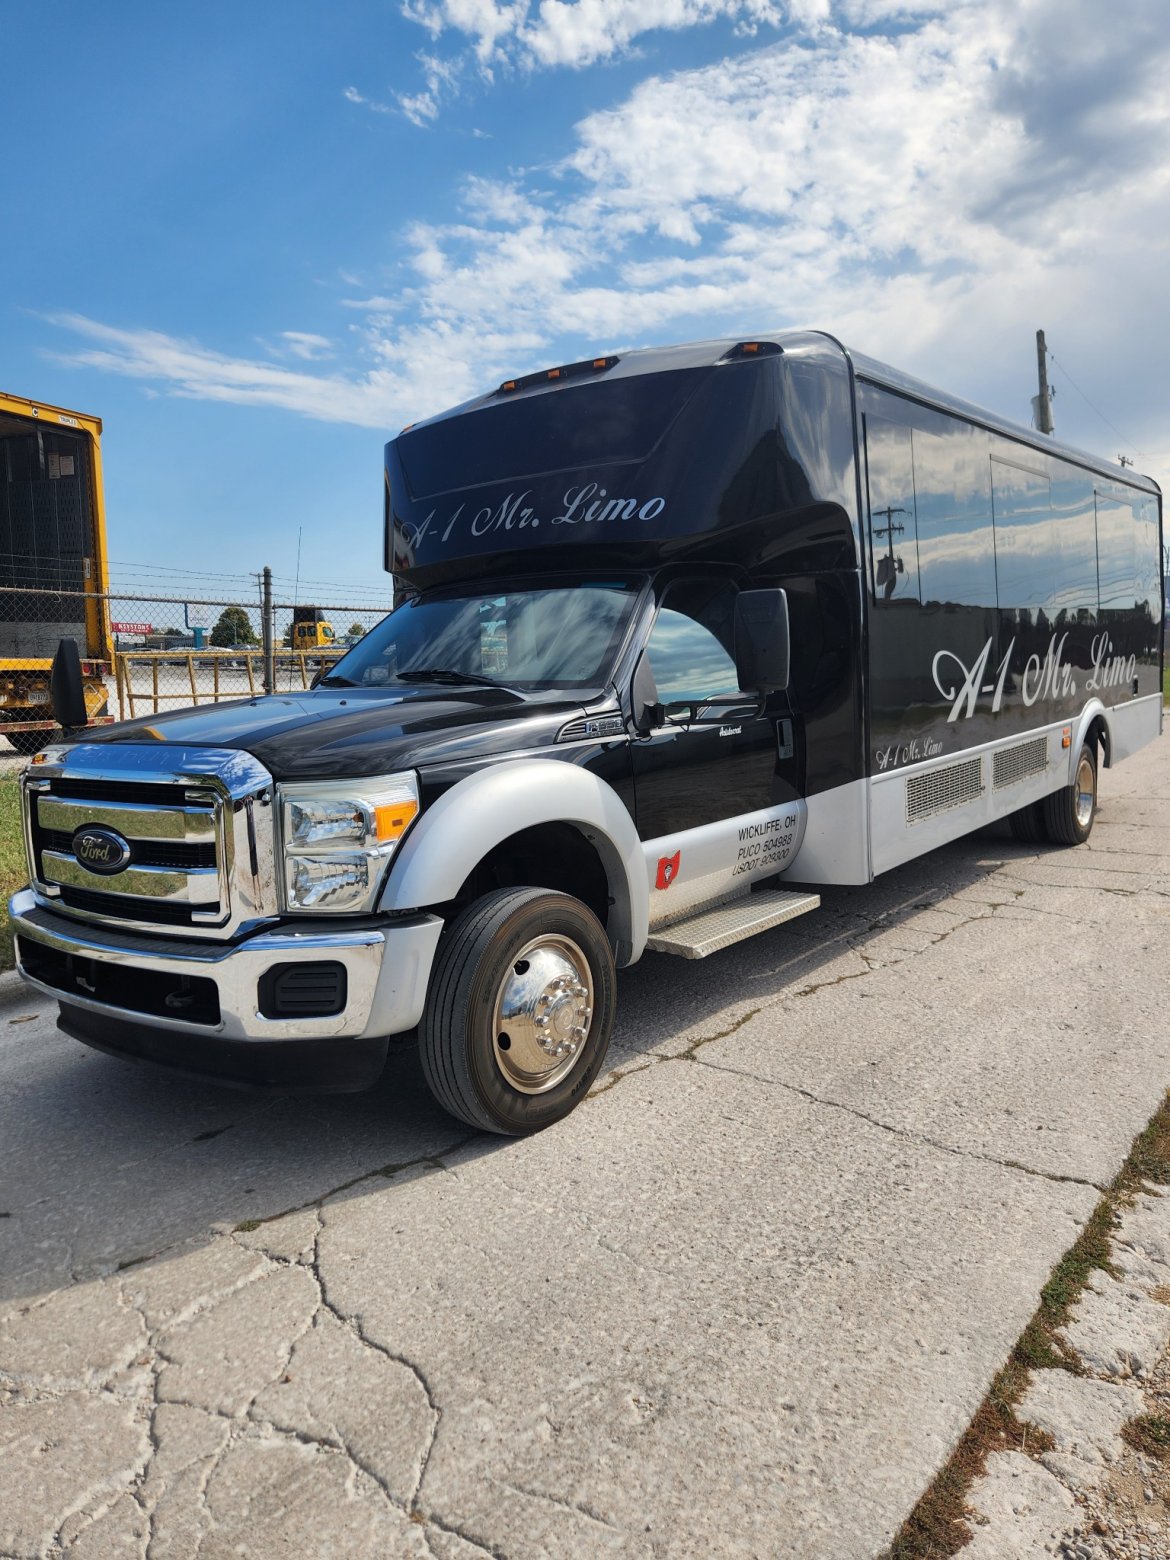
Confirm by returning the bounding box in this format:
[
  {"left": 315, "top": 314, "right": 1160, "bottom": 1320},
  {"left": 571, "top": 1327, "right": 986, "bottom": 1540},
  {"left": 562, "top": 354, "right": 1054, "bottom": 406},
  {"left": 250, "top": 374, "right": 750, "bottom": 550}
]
[
  {"left": 1008, "top": 741, "right": 1097, "bottom": 848},
  {"left": 1043, "top": 741, "right": 1097, "bottom": 846},
  {"left": 420, "top": 888, "right": 617, "bottom": 1136},
  {"left": 1007, "top": 799, "right": 1047, "bottom": 844}
]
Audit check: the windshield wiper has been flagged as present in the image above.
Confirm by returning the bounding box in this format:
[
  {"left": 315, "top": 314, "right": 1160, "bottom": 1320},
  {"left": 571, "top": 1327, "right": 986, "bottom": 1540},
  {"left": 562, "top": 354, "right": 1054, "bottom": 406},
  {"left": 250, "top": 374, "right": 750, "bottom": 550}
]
[
  {"left": 397, "top": 666, "right": 508, "bottom": 690},
  {"left": 317, "top": 672, "right": 359, "bottom": 687}
]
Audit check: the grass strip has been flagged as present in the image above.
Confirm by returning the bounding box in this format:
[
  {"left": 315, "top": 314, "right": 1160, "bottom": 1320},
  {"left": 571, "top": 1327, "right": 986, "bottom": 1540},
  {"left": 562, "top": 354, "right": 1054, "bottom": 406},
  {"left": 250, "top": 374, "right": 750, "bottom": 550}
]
[
  {"left": 0, "top": 777, "right": 27, "bottom": 973},
  {"left": 1121, "top": 1413, "right": 1170, "bottom": 1461},
  {"left": 885, "top": 1089, "right": 1170, "bottom": 1558}
]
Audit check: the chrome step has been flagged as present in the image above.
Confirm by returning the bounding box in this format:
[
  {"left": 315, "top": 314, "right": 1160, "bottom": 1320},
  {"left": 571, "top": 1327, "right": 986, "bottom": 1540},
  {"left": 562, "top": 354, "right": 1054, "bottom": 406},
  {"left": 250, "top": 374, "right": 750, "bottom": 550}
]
[{"left": 645, "top": 887, "right": 821, "bottom": 959}]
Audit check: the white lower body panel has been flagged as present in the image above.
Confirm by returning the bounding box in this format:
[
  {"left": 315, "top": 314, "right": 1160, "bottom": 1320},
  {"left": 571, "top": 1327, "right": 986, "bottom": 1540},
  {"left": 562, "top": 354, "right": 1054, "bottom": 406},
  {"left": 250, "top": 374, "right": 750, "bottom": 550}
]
[
  {"left": 642, "top": 800, "right": 809, "bottom": 930},
  {"left": 1105, "top": 692, "right": 1162, "bottom": 764},
  {"left": 778, "top": 779, "right": 871, "bottom": 886}
]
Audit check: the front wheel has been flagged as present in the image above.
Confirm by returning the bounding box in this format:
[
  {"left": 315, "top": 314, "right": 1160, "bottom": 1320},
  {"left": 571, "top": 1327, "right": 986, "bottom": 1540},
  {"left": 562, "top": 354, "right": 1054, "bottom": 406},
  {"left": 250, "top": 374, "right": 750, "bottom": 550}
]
[
  {"left": 420, "top": 888, "right": 617, "bottom": 1135},
  {"left": 1042, "top": 741, "right": 1097, "bottom": 846}
]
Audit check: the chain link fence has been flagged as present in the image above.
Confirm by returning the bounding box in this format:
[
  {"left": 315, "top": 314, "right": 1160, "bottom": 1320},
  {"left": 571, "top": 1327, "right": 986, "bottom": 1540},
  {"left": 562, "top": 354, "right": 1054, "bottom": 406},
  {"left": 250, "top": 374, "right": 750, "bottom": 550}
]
[{"left": 0, "top": 581, "right": 393, "bottom": 753}]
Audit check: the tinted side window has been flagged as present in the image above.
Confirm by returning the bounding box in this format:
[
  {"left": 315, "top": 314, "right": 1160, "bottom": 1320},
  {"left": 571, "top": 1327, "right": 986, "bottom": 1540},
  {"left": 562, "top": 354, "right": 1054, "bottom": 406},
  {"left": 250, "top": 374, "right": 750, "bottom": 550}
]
[
  {"left": 864, "top": 415, "right": 919, "bottom": 602},
  {"left": 1135, "top": 495, "right": 1161, "bottom": 624},
  {"left": 991, "top": 456, "right": 1056, "bottom": 615},
  {"left": 1096, "top": 486, "right": 1137, "bottom": 612},
  {"left": 913, "top": 422, "right": 996, "bottom": 608},
  {"left": 1050, "top": 472, "right": 1099, "bottom": 620},
  {"left": 645, "top": 580, "right": 743, "bottom": 703}
]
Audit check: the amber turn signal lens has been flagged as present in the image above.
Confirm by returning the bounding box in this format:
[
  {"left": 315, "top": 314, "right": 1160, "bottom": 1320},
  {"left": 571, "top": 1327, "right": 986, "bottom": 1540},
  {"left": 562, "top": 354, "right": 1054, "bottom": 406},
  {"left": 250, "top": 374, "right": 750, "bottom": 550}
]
[{"left": 374, "top": 799, "right": 419, "bottom": 841}]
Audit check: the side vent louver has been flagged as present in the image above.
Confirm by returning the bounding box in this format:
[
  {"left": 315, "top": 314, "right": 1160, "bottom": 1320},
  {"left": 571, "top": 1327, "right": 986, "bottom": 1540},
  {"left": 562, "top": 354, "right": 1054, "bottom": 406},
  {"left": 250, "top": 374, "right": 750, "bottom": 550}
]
[
  {"left": 906, "top": 756, "right": 983, "bottom": 823},
  {"left": 993, "top": 736, "right": 1049, "bottom": 789}
]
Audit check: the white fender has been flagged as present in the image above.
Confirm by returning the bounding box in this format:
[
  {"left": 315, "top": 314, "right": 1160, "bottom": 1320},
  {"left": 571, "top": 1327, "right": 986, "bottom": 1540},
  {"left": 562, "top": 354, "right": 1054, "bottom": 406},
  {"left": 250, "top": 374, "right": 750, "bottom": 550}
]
[
  {"left": 379, "top": 759, "right": 648, "bottom": 965},
  {"left": 1070, "top": 698, "right": 1111, "bottom": 779}
]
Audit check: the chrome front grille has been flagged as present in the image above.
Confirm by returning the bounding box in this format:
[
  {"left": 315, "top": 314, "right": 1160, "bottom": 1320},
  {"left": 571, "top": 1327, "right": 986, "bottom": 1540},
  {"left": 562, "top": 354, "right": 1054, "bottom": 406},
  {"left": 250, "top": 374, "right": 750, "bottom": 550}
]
[
  {"left": 37, "top": 826, "right": 217, "bottom": 871},
  {"left": 21, "top": 742, "right": 279, "bottom": 939},
  {"left": 30, "top": 781, "right": 226, "bottom": 926}
]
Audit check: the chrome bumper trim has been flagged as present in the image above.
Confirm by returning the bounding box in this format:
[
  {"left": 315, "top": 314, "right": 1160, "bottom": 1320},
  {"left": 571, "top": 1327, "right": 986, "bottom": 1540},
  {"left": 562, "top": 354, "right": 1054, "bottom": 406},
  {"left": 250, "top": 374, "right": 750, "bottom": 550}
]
[{"left": 9, "top": 888, "right": 443, "bottom": 1044}]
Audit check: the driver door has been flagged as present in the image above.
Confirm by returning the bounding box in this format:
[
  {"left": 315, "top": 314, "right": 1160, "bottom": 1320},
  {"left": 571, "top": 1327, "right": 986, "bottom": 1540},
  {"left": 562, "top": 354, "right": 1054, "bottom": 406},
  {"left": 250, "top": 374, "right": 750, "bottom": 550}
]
[{"left": 632, "top": 578, "right": 792, "bottom": 923}]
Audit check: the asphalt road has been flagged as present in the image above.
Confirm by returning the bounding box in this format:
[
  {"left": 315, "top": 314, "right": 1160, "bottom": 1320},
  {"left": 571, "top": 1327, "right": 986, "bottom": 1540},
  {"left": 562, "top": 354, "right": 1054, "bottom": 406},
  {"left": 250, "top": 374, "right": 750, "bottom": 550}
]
[{"left": 1, "top": 731, "right": 1168, "bottom": 1558}]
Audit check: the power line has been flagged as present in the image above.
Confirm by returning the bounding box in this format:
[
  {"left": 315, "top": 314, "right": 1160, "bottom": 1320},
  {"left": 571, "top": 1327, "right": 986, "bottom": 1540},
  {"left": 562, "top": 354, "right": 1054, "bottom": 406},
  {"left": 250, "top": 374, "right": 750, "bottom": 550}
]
[
  {"left": 265, "top": 571, "right": 391, "bottom": 594},
  {"left": 105, "top": 558, "right": 258, "bottom": 579},
  {"left": 1045, "top": 349, "right": 1147, "bottom": 460}
]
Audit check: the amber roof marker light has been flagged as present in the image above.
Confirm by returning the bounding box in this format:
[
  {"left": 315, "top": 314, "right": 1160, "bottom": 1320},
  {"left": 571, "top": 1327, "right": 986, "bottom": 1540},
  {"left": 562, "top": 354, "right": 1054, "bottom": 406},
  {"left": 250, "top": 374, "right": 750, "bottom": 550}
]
[
  {"left": 497, "top": 354, "right": 620, "bottom": 396},
  {"left": 722, "top": 340, "right": 784, "bottom": 361}
]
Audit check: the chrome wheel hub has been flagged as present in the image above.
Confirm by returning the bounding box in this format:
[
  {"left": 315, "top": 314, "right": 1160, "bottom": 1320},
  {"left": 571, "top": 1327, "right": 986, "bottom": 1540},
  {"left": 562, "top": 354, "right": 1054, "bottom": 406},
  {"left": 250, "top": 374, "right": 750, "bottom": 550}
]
[
  {"left": 1075, "top": 755, "right": 1095, "bottom": 829},
  {"left": 491, "top": 935, "right": 594, "bottom": 1095}
]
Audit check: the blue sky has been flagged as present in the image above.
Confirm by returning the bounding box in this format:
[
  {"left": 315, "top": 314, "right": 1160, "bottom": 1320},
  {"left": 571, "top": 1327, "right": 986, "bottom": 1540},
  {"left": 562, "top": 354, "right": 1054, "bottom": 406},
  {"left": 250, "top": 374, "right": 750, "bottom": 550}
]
[{"left": 4, "top": 0, "right": 1168, "bottom": 609}]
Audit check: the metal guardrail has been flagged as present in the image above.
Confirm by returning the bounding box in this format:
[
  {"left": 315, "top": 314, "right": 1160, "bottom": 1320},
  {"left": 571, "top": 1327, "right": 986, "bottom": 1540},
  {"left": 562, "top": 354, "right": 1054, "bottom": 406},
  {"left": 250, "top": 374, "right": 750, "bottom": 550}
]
[
  {"left": 114, "top": 647, "right": 348, "bottom": 717},
  {"left": 1, "top": 581, "right": 390, "bottom": 748}
]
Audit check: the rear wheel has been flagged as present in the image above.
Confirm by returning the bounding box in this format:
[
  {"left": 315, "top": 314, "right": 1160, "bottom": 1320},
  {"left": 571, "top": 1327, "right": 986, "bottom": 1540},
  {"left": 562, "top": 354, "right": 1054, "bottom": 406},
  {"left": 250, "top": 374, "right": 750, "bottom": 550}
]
[
  {"left": 1043, "top": 741, "right": 1097, "bottom": 846},
  {"left": 420, "top": 887, "right": 617, "bottom": 1135},
  {"left": 1008, "top": 800, "right": 1048, "bottom": 844}
]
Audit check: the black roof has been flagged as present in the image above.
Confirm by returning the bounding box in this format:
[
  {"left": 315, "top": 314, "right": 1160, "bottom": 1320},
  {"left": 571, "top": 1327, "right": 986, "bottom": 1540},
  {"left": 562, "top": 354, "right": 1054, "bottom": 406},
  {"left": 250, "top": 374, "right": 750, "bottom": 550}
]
[{"left": 403, "top": 329, "right": 1160, "bottom": 499}]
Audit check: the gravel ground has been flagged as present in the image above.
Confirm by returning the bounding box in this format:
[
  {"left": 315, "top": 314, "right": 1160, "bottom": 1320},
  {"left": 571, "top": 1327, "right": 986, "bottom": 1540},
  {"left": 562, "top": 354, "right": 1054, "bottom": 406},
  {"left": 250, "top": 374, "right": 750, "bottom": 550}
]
[
  {"left": 964, "top": 1185, "right": 1170, "bottom": 1560},
  {"left": 1052, "top": 1325, "right": 1170, "bottom": 1558}
]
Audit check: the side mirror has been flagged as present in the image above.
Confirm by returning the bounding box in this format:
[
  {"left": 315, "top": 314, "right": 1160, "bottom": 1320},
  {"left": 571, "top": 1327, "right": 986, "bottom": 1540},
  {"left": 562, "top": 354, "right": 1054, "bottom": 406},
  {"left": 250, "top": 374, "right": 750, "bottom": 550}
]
[
  {"left": 50, "top": 637, "right": 89, "bottom": 731},
  {"left": 733, "top": 589, "right": 790, "bottom": 694}
]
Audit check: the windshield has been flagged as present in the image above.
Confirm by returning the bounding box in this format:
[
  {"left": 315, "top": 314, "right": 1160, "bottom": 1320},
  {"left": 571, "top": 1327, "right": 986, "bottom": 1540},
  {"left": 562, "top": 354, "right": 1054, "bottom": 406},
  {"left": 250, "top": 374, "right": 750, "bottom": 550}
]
[{"left": 325, "top": 579, "right": 643, "bottom": 691}]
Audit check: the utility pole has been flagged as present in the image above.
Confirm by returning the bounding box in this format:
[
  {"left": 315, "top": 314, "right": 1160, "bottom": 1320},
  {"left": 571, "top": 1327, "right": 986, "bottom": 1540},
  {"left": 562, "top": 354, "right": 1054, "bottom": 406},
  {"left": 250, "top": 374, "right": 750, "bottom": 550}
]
[
  {"left": 1033, "top": 329, "right": 1054, "bottom": 435},
  {"left": 871, "top": 504, "right": 907, "bottom": 598},
  {"left": 261, "top": 565, "right": 275, "bottom": 696}
]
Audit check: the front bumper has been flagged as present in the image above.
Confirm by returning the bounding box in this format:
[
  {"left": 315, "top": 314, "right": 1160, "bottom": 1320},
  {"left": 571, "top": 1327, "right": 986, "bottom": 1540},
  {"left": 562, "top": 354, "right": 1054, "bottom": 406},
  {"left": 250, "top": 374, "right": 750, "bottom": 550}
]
[{"left": 9, "top": 887, "right": 443, "bottom": 1047}]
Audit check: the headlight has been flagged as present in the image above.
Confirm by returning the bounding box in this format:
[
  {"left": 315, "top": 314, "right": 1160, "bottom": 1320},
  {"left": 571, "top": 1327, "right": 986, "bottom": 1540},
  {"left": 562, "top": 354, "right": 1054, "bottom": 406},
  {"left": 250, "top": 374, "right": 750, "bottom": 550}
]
[{"left": 278, "top": 774, "right": 419, "bottom": 913}]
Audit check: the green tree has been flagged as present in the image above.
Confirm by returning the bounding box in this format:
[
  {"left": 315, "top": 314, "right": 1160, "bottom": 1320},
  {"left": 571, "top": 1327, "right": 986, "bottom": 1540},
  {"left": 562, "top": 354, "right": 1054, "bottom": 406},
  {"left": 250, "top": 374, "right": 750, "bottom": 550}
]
[
  {"left": 210, "top": 606, "right": 257, "bottom": 647},
  {"left": 348, "top": 622, "right": 365, "bottom": 639}
]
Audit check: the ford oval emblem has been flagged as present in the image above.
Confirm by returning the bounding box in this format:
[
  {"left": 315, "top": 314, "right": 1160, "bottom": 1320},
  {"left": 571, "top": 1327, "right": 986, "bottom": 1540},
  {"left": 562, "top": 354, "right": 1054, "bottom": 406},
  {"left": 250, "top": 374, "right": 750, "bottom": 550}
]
[{"left": 72, "top": 825, "right": 132, "bottom": 875}]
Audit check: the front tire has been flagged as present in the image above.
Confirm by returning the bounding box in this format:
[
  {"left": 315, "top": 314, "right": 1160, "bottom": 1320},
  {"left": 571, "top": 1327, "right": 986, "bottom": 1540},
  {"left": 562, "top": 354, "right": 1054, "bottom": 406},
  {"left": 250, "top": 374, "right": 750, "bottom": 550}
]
[
  {"left": 1042, "top": 741, "right": 1097, "bottom": 846},
  {"left": 420, "top": 888, "right": 617, "bottom": 1135}
]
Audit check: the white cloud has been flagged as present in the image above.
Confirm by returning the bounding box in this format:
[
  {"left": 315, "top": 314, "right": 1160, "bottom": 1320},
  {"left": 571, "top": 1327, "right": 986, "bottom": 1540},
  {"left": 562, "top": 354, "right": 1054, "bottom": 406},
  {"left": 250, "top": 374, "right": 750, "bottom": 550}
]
[
  {"left": 390, "top": 0, "right": 941, "bottom": 83},
  {"left": 45, "top": 315, "right": 408, "bottom": 429},
  {"left": 397, "top": 0, "right": 799, "bottom": 74},
  {"left": 343, "top": 84, "right": 394, "bottom": 114},
  {"left": 397, "top": 52, "right": 466, "bottom": 125},
  {"left": 47, "top": 0, "right": 1170, "bottom": 493},
  {"left": 280, "top": 331, "right": 335, "bottom": 360}
]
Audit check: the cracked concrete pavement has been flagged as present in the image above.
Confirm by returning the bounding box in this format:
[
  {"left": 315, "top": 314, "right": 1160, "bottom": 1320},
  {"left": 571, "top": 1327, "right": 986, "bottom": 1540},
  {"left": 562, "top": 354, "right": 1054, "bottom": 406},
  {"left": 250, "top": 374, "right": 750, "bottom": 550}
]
[{"left": 1, "top": 730, "right": 1168, "bottom": 1557}]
